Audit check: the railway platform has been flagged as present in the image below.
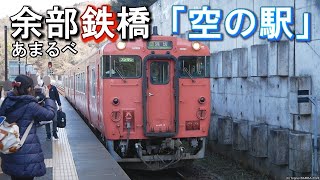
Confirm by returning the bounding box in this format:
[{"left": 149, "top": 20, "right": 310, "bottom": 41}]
[{"left": 0, "top": 95, "right": 130, "bottom": 180}]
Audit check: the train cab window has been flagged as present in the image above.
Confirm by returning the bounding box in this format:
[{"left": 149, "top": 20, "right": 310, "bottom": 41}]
[
  {"left": 150, "top": 62, "right": 169, "bottom": 84},
  {"left": 102, "top": 55, "right": 141, "bottom": 78},
  {"left": 91, "top": 68, "right": 96, "bottom": 97},
  {"left": 178, "top": 56, "right": 210, "bottom": 78}
]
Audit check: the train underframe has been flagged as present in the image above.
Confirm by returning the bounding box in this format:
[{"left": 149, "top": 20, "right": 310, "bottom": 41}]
[{"left": 106, "top": 137, "right": 206, "bottom": 170}]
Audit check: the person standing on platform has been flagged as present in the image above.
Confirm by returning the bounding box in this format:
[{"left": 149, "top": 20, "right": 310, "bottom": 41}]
[
  {"left": 43, "top": 76, "right": 62, "bottom": 140},
  {"left": 0, "top": 75, "right": 56, "bottom": 180}
]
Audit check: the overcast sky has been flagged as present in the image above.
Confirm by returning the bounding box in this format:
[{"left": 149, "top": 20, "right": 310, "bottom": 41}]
[{"left": 0, "top": 0, "right": 110, "bottom": 18}]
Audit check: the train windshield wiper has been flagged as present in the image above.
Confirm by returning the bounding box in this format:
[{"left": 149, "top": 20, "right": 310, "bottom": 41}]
[
  {"left": 115, "top": 67, "right": 127, "bottom": 83},
  {"left": 183, "top": 67, "right": 195, "bottom": 83}
]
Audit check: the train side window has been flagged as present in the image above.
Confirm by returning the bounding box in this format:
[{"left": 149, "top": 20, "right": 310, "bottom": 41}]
[
  {"left": 66, "top": 77, "right": 69, "bottom": 88},
  {"left": 72, "top": 76, "right": 74, "bottom": 90},
  {"left": 150, "top": 62, "right": 169, "bottom": 84},
  {"left": 102, "top": 55, "right": 141, "bottom": 78},
  {"left": 75, "top": 74, "right": 78, "bottom": 91},
  {"left": 178, "top": 56, "right": 210, "bottom": 78},
  {"left": 78, "top": 74, "right": 80, "bottom": 92},
  {"left": 80, "top": 73, "right": 82, "bottom": 92},
  {"left": 77, "top": 74, "right": 79, "bottom": 91},
  {"left": 84, "top": 72, "right": 86, "bottom": 93},
  {"left": 70, "top": 76, "right": 72, "bottom": 90},
  {"left": 81, "top": 73, "right": 83, "bottom": 93},
  {"left": 78, "top": 74, "right": 80, "bottom": 91},
  {"left": 91, "top": 68, "right": 96, "bottom": 97},
  {"left": 83, "top": 72, "right": 86, "bottom": 93}
]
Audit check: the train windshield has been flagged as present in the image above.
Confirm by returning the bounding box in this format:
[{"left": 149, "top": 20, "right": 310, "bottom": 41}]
[
  {"left": 102, "top": 55, "right": 142, "bottom": 78},
  {"left": 178, "top": 56, "right": 210, "bottom": 78}
]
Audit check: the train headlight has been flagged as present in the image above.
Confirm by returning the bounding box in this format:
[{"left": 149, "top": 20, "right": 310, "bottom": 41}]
[
  {"left": 198, "top": 97, "right": 206, "bottom": 104},
  {"left": 192, "top": 42, "right": 201, "bottom": 51},
  {"left": 116, "top": 41, "right": 126, "bottom": 50},
  {"left": 112, "top": 97, "right": 120, "bottom": 105}
]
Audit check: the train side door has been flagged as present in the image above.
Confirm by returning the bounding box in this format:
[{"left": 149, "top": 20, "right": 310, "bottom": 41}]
[
  {"left": 146, "top": 60, "right": 175, "bottom": 135},
  {"left": 73, "top": 73, "right": 75, "bottom": 103},
  {"left": 86, "top": 66, "right": 91, "bottom": 120},
  {"left": 97, "top": 64, "right": 102, "bottom": 130}
]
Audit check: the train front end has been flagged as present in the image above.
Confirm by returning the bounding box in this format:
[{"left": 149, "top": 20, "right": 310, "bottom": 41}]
[{"left": 101, "top": 36, "right": 211, "bottom": 170}]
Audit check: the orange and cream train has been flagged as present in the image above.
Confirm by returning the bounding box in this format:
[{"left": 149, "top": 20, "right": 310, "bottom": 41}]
[{"left": 64, "top": 32, "right": 211, "bottom": 170}]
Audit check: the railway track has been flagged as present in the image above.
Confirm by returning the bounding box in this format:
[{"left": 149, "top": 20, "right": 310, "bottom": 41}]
[
  {"left": 125, "top": 167, "right": 223, "bottom": 180},
  {"left": 125, "top": 169, "right": 185, "bottom": 180}
]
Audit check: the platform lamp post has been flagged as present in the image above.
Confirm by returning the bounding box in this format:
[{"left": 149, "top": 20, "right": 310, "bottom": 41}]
[
  {"left": 298, "top": 91, "right": 319, "bottom": 176},
  {"left": 25, "top": 64, "right": 33, "bottom": 76},
  {"left": 25, "top": 56, "right": 28, "bottom": 75},
  {"left": 310, "top": 96, "right": 319, "bottom": 177},
  {"left": 4, "top": 26, "right": 8, "bottom": 81},
  {"left": 18, "top": 57, "right": 21, "bottom": 75}
]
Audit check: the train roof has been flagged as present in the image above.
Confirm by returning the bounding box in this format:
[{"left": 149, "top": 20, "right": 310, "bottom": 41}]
[{"left": 101, "top": 35, "right": 210, "bottom": 57}]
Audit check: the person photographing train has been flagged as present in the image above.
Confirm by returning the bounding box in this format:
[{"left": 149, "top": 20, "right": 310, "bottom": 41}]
[
  {"left": 43, "top": 76, "right": 62, "bottom": 140},
  {"left": 0, "top": 75, "right": 56, "bottom": 180}
]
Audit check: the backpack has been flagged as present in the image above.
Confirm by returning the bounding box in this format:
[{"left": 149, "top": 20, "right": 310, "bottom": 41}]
[
  {"left": 0, "top": 99, "right": 33, "bottom": 154},
  {"left": 57, "top": 110, "right": 66, "bottom": 128}
]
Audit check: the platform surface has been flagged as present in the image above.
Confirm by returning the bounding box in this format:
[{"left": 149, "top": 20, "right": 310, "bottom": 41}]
[{"left": 0, "top": 95, "right": 130, "bottom": 180}]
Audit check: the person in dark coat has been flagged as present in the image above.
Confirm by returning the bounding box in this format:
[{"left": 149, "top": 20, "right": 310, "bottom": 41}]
[
  {"left": 0, "top": 75, "right": 56, "bottom": 180},
  {"left": 43, "top": 76, "right": 61, "bottom": 140}
]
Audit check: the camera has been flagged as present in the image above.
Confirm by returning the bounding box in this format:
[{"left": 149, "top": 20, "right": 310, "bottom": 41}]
[{"left": 34, "top": 87, "right": 46, "bottom": 104}]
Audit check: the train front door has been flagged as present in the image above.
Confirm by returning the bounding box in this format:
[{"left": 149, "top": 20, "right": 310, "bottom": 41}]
[{"left": 145, "top": 60, "right": 176, "bottom": 135}]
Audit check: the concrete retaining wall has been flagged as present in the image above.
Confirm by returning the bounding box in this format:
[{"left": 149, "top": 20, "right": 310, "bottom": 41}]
[{"left": 150, "top": 0, "right": 320, "bottom": 179}]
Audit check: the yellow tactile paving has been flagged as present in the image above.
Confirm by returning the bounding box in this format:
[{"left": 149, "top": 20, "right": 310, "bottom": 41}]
[
  {"left": 52, "top": 128, "right": 79, "bottom": 180},
  {"left": 44, "top": 158, "right": 53, "bottom": 168}
]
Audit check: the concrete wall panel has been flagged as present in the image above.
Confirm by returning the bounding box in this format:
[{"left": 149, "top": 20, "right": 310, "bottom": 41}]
[
  {"left": 253, "top": 95, "right": 266, "bottom": 123},
  {"left": 277, "top": 41, "right": 290, "bottom": 76},
  {"left": 265, "top": 97, "right": 290, "bottom": 128},
  {"left": 289, "top": 131, "right": 312, "bottom": 173},
  {"left": 218, "top": 117, "right": 233, "bottom": 145},
  {"left": 217, "top": 78, "right": 226, "bottom": 94},
  {"left": 268, "top": 129, "right": 289, "bottom": 165},
  {"left": 251, "top": 77, "right": 267, "bottom": 97},
  {"left": 210, "top": 78, "right": 217, "bottom": 93},
  {"left": 233, "top": 120, "right": 249, "bottom": 151},
  {"left": 227, "top": 94, "right": 239, "bottom": 118},
  {"left": 293, "top": 115, "right": 312, "bottom": 133},
  {"left": 212, "top": 52, "right": 222, "bottom": 78},
  {"left": 298, "top": 76, "right": 312, "bottom": 115},
  {"left": 242, "top": 95, "right": 254, "bottom": 121},
  {"left": 222, "top": 51, "right": 232, "bottom": 78},
  {"left": 250, "top": 124, "right": 268, "bottom": 157},
  {"left": 224, "top": 78, "right": 237, "bottom": 95},
  {"left": 233, "top": 48, "right": 248, "bottom": 78},
  {"left": 251, "top": 44, "right": 268, "bottom": 77},
  {"left": 209, "top": 115, "right": 219, "bottom": 141},
  {"left": 269, "top": 42, "right": 278, "bottom": 76},
  {"left": 267, "top": 77, "right": 289, "bottom": 98},
  {"left": 212, "top": 93, "right": 227, "bottom": 116}
]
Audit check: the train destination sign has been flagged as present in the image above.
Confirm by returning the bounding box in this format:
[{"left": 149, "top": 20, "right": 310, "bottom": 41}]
[
  {"left": 147, "top": 41, "right": 173, "bottom": 50},
  {"left": 119, "top": 57, "right": 135, "bottom": 62}
]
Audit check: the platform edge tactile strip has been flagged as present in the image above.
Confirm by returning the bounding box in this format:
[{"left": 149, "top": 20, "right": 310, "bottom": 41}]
[{"left": 52, "top": 128, "right": 79, "bottom": 180}]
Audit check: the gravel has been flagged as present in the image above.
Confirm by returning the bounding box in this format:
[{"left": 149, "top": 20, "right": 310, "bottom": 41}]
[
  {"left": 180, "top": 152, "right": 272, "bottom": 180},
  {"left": 126, "top": 152, "right": 271, "bottom": 180}
]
